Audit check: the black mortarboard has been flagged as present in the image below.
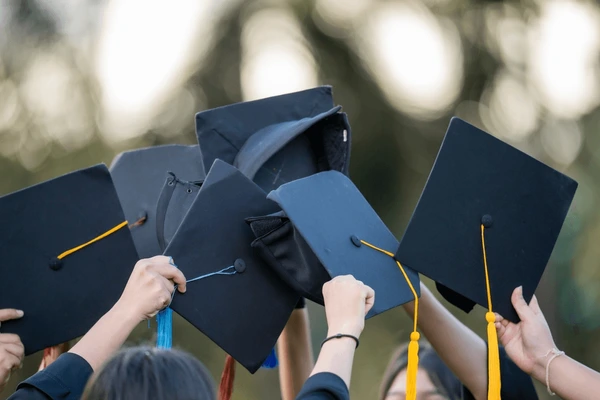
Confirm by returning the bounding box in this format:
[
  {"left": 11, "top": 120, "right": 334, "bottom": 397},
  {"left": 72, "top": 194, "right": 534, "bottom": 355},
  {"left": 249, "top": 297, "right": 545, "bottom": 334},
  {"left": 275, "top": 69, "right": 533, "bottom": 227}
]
[
  {"left": 246, "top": 210, "right": 330, "bottom": 305},
  {"left": 396, "top": 117, "right": 577, "bottom": 323},
  {"left": 164, "top": 160, "right": 298, "bottom": 373},
  {"left": 110, "top": 144, "right": 205, "bottom": 258},
  {"left": 195, "top": 86, "right": 351, "bottom": 193},
  {"left": 0, "top": 165, "right": 138, "bottom": 355},
  {"left": 263, "top": 171, "right": 420, "bottom": 317}
]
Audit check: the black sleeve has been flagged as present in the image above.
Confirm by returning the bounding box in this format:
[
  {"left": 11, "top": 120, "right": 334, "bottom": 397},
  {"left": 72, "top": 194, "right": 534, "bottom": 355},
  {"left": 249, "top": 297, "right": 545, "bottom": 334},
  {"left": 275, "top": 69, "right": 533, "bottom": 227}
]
[
  {"left": 461, "top": 346, "right": 538, "bottom": 400},
  {"left": 296, "top": 372, "right": 349, "bottom": 400},
  {"left": 7, "top": 353, "right": 94, "bottom": 400}
]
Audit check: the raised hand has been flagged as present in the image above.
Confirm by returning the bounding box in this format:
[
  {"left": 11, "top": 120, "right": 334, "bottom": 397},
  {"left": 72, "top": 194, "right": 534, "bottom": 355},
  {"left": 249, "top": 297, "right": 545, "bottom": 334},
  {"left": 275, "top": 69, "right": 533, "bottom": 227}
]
[
  {"left": 495, "top": 286, "right": 556, "bottom": 376},
  {"left": 0, "top": 309, "right": 24, "bottom": 392},
  {"left": 322, "top": 275, "right": 375, "bottom": 338}
]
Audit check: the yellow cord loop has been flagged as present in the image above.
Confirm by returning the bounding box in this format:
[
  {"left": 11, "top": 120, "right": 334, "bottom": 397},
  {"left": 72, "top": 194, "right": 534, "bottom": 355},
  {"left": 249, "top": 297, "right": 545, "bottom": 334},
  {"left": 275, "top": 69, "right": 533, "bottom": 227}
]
[
  {"left": 360, "top": 239, "right": 420, "bottom": 400},
  {"left": 481, "top": 225, "right": 501, "bottom": 400},
  {"left": 57, "top": 221, "right": 129, "bottom": 260}
]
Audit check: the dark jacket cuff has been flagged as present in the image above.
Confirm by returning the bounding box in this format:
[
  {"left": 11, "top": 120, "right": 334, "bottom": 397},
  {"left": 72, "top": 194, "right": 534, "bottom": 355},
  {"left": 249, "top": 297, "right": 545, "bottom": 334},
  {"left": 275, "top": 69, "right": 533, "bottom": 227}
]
[
  {"left": 16, "top": 353, "right": 93, "bottom": 400},
  {"left": 296, "top": 372, "right": 349, "bottom": 400}
]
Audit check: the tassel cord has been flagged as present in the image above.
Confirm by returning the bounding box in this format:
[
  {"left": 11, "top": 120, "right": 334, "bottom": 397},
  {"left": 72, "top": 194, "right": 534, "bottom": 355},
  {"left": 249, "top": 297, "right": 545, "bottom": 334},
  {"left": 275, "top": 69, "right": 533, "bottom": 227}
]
[
  {"left": 481, "top": 225, "right": 501, "bottom": 400},
  {"left": 360, "top": 239, "right": 420, "bottom": 400}
]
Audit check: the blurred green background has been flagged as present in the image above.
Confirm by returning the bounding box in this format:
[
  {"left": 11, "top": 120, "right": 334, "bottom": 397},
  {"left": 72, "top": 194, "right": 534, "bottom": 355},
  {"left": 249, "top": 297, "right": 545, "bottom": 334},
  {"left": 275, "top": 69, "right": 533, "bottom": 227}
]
[{"left": 1, "top": 0, "right": 599, "bottom": 398}]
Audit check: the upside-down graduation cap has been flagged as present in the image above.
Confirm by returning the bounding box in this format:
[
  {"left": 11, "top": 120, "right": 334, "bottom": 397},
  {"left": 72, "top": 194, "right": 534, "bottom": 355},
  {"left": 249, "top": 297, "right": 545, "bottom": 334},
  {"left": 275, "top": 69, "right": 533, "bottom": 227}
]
[
  {"left": 110, "top": 144, "right": 205, "bottom": 257},
  {"left": 195, "top": 86, "right": 351, "bottom": 193},
  {"left": 0, "top": 165, "right": 138, "bottom": 355},
  {"left": 261, "top": 171, "right": 424, "bottom": 397},
  {"left": 164, "top": 159, "right": 298, "bottom": 373},
  {"left": 395, "top": 117, "right": 577, "bottom": 398},
  {"left": 263, "top": 171, "right": 421, "bottom": 317}
]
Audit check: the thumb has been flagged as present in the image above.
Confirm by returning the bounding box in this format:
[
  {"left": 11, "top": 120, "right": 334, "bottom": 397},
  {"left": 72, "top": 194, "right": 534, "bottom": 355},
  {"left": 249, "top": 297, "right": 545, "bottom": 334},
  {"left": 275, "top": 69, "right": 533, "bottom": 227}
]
[
  {"left": 511, "top": 286, "right": 535, "bottom": 321},
  {"left": 0, "top": 309, "right": 24, "bottom": 322}
]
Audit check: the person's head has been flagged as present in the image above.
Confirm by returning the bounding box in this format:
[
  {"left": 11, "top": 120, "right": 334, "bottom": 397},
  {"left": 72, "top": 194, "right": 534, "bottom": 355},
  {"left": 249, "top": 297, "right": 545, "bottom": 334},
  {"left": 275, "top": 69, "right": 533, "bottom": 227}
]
[
  {"left": 380, "top": 342, "right": 463, "bottom": 400},
  {"left": 82, "top": 346, "right": 215, "bottom": 400}
]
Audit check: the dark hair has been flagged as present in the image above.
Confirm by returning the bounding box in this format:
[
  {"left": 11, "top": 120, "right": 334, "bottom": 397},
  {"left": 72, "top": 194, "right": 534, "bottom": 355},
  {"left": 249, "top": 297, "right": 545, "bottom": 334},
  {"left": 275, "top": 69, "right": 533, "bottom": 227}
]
[
  {"left": 82, "top": 346, "right": 216, "bottom": 400},
  {"left": 379, "top": 342, "right": 463, "bottom": 400}
]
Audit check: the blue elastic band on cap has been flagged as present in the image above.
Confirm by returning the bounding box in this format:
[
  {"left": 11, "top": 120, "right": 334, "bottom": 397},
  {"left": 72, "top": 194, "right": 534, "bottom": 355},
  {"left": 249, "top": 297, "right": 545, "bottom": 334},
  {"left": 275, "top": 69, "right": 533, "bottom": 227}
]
[{"left": 156, "top": 260, "right": 238, "bottom": 349}]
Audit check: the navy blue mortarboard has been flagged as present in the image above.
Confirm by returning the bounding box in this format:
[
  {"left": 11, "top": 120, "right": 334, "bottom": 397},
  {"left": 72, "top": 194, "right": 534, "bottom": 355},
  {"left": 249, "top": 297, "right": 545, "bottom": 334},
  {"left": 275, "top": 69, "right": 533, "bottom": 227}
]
[
  {"left": 196, "top": 87, "right": 352, "bottom": 306},
  {"left": 395, "top": 117, "right": 578, "bottom": 322},
  {"left": 164, "top": 160, "right": 298, "bottom": 373},
  {"left": 0, "top": 165, "right": 138, "bottom": 355},
  {"left": 394, "top": 117, "right": 577, "bottom": 398},
  {"left": 110, "top": 144, "right": 205, "bottom": 258},
  {"left": 260, "top": 171, "right": 424, "bottom": 395},
  {"left": 195, "top": 86, "right": 350, "bottom": 193},
  {"left": 264, "top": 171, "right": 420, "bottom": 317}
]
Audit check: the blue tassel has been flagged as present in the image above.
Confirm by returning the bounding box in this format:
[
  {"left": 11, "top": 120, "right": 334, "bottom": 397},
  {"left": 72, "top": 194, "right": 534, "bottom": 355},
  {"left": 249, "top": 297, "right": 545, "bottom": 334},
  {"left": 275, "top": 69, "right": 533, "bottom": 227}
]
[
  {"left": 261, "top": 347, "right": 278, "bottom": 369},
  {"left": 156, "top": 307, "right": 173, "bottom": 349}
]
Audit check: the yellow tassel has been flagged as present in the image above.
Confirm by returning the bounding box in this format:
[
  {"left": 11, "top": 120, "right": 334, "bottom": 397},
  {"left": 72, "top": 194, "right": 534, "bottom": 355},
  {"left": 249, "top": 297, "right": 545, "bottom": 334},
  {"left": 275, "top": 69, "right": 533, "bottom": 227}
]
[
  {"left": 405, "top": 331, "right": 420, "bottom": 400},
  {"left": 481, "top": 224, "right": 501, "bottom": 400},
  {"left": 358, "top": 240, "right": 421, "bottom": 400},
  {"left": 486, "top": 311, "right": 501, "bottom": 399}
]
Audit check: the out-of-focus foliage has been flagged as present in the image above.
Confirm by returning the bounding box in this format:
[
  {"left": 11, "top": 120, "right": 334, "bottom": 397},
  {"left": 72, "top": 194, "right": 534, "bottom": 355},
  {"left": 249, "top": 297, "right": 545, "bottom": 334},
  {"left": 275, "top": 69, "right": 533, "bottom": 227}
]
[{"left": 1, "top": 0, "right": 599, "bottom": 398}]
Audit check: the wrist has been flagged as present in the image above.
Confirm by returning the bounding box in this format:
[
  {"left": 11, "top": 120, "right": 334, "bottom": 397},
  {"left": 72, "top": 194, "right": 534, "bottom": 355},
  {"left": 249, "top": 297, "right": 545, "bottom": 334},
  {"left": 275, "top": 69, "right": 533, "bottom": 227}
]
[
  {"left": 327, "top": 325, "right": 362, "bottom": 339},
  {"left": 531, "top": 346, "right": 562, "bottom": 382},
  {"left": 321, "top": 334, "right": 359, "bottom": 350},
  {"left": 110, "top": 300, "right": 143, "bottom": 327},
  {"left": 531, "top": 356, "right": 548, "bottom": 381}
]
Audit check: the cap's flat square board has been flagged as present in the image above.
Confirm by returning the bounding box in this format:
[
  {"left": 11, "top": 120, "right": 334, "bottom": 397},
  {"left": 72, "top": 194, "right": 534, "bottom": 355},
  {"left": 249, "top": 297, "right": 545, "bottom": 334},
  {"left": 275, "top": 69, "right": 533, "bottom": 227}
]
[
  {"left": 268, "top": 171, "right": 420, "bottom": 318},
  {"left": 396, "top": 117, "right": 577, "bottom": 322},
  {"left": 0, "top": 165, "right": 138, "bottom": 354},
  {"left": 165, "top": 160, "right": 298, "bottom": 373}
]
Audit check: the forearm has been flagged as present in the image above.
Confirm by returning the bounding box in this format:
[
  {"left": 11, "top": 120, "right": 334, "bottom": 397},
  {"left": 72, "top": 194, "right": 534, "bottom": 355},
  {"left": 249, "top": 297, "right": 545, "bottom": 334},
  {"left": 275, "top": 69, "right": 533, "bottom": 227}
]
[
  {"left": 310, "top": 338, "right": 356, "bottom": 389},
  {"left": 532, "top": 355, "right": 600, "bottom": 400},
  {"left": 278, "top": 309, "right": 315, "bottom": 400},
  {"left": 69, "top": 302, "right": 139, "bottom": 371},
  {"left": 403, "top": 284, "right": 487, "bottom": 400}
]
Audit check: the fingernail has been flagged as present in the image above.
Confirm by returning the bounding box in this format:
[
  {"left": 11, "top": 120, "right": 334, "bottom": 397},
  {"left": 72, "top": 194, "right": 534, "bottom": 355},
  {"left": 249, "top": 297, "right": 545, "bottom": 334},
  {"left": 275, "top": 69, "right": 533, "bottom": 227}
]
[
  {"left": 16, "top": 310, "right": 24, "bottom": 317},
  {"left": 169, "top": 257, "right": 174, "bottom": 265}
]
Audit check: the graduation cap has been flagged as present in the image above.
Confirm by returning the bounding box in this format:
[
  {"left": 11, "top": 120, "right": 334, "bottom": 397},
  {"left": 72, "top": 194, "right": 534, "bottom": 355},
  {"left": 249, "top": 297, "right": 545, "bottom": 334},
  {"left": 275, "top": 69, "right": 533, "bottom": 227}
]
[
  {"left": 261, "top": 171, "right": 423, "bottom": 398},
  {"left": 163, "top": 159, "right": 299, "bottom": 373},
  {"left": 0, "top": 164, "right": 139, "bottom": 355},
  {"left": 395, "top": 117, "right": 578, "bottom": 398},
  {"left": 263, "top": 171, "right": 420, "bottom": 316},
  {"left": 246, "top": 210, "right": 330, "bottom": 305},
  {"left": 110, "top": 144, "right": 205, "bottom": 257},
  {"left": 195, "top": 86, "right": 351, "bottom": 193}
]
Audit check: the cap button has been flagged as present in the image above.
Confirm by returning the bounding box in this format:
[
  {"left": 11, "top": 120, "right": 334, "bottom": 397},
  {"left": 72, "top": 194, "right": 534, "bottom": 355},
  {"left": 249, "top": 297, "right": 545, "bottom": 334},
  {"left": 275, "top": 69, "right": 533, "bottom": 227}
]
[
  {"left": 49, "top": 257, "right": 63, "bottom": 271},
  {"left": 350, "top": 235, "right": 362, "bottom": 247},
  {"left": 481, "top": 214, "right": 493, "bottom": 228},
  {"left": 234, "top": 259, "right": 246, "bottom": 273}
]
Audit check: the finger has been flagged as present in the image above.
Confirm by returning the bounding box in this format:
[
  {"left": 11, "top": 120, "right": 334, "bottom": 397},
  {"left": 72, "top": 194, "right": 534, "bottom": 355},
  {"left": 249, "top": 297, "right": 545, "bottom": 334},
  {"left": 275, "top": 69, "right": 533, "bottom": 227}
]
[
  {"left": 1, "top": 343, "right": 24, "bottom": 361},
  {"left": 511, "top": 286, "right": 535, "bottom": 321},
  {"left": 147, "top": 255, "right": 172, "bottom": 264},
  {"left": 152, "top": 263, "right": 187, "bottom": 293},
  {"left": 160, "top": 278, "right": 175, "bottom": 297},
  {"left": 494, "top": 312, "right": 503, "bottom": 323},
  {"left": 0, "top": 334, "right": 22, "bottom": 345},
  {"left": 0, "top": 349, "right": 20, "bottom": 371},
  {"left": 495, "top": 322, "right": 506, "bottom": 339},
  {"left": 0, "top": 309, "right": 24, "bottom": 323},
  {"left": 529, "top": 295, "right": 543, "bottom": 314},
  {"left": 364, "top": 284, "right": 375, "bottom": 302}
]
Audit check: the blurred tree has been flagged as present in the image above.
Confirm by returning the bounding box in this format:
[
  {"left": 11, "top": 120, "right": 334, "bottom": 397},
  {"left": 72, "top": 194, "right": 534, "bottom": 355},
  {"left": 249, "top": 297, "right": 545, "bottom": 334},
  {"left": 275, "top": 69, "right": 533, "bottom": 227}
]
[{"left": 1, "top": 0, "right": 599, "bottom": 399}]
